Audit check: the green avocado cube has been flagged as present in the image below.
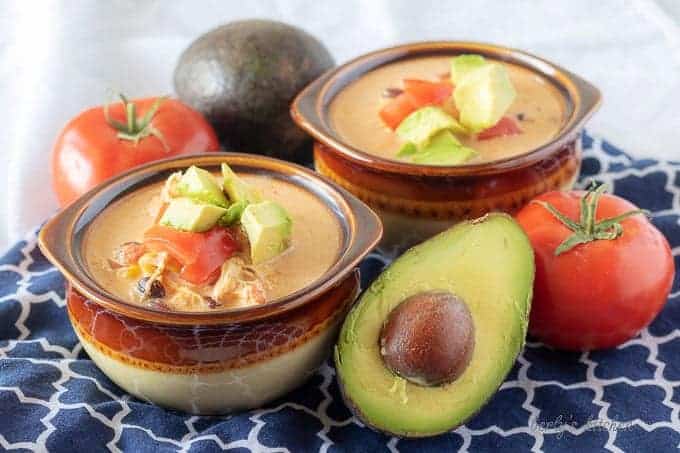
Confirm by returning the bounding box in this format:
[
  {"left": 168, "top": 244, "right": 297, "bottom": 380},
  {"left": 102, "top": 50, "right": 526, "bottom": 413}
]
[
  {"left": 176, "top": 166, "right": 228, "bottom": 207},
  {"left": 159, "top": 197, "right": 227, "bottom": 232},
  {"left": 450, "top": 54, "right": 487, "bottom": 85},
  {"left": 396, "top": 106, "right": 467, "bottom": 147},
  {"left": 241, "top": 201, "right": 292, "bottom": 264},
  {"left": 411, "top": 130, "right": 478, "bottom": 166},
  {"left": 397, "top": 142, "right": 418, "bottom": 157},
  {"left": 454, "top": 63, "right": 517, "bottom": 133},
  {"left": 221, "top": 163, "right": 262, "bottom": 204},
  {"left": 218, "top": 200, "right": 248, "bottom": 226}
]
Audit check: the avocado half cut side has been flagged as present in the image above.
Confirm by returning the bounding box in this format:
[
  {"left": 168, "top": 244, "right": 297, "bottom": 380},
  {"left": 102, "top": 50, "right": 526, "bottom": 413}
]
[{"left": 334, "top": 213, "right": 535, "bottom": 438}]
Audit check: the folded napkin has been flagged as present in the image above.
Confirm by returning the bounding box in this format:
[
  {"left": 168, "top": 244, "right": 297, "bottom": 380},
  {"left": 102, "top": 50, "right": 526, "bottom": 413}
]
[{"left": 0, "top": 133, "right": 678, "bottom": 452}]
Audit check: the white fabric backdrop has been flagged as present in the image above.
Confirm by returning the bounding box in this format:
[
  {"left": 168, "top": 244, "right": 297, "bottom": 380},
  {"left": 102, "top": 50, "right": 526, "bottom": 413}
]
[{"left": 1, "top": 0, "right": 678, "bottom": 249}]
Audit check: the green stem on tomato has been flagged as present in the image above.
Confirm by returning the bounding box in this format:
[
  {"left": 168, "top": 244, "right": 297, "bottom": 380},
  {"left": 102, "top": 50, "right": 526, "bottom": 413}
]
[
  {"left": 533, "top": 182, "right": 649, "bottom": 256},
  {"left": 103, "top": 94, "right": 169, "bottom": 150}
]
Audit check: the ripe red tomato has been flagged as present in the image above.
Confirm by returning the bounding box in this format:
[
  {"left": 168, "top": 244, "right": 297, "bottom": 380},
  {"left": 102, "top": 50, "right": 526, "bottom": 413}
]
[
  {"left": 51, "top": 96, "right": 219, "bottom": 206},
  {"left": 516, "top": 186, "right": 674, "bottom": 350}
]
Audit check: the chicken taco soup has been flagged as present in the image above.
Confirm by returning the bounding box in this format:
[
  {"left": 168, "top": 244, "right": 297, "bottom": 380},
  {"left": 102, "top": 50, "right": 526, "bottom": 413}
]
[
  {"left": 83, "top": 164, "right": 342, "bottom": 312},
  {"left": 330, "top": 54, "right": 566, "bottom": 165}
]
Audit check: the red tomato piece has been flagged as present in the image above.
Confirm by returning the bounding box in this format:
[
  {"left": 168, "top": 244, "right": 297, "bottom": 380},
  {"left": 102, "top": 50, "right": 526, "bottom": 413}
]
[
  {"left": 515, "top": 187, "right": 674, "bottom": 350},
  {"left": 379, "top": 94, "right": 417, "bottom": 130},
  {"left": 477, "top": 116, "right": 522, "bottom": 140},
  {"left": 144, "top": 225, "right": 239, "bottom": 285},
  {"left": 180, "top": 229, "right": 240, "bottom": 284},
  {"left": 143, "top": 225, "right": 205, "bottom": 264},
  {"left": 403, "top": 79, "right": 453, "bottom": 106}
]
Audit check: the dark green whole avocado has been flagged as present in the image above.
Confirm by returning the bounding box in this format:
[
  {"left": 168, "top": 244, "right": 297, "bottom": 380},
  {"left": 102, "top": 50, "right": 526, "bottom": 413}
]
[{"left": 173, "top": 20, "right": 334, "bottom": 162}]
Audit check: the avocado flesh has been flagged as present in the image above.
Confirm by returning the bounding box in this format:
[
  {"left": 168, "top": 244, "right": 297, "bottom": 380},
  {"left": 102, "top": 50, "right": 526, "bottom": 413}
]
[
  {"left": 454, "top": 63, "right": 516, "bottom": 133},
  {"left": 410, "top": 130, "right": 478, "bottom": 166},
  {"left": 160, "top": 197, "right": 227, "bottom": 232},
  {"left": 335, "top": 214, "right": 534, "bottom": 437},
  {"left": 221, "top": 163, "right": 262, "bottom": 204},
  {"left": 219, "top": 200, "right": 248, "bottom": 226},
  {"left": 177, "top": 166, "right": 228, "bottom": 207},
  {"left": 396, "top": 106, "right": 466, "bottom": 147},
  {"left": 241, "top": 200, "right": 292, "bottom": 264},
  {"left": 450, "top": 54, "right": 487, "bottom": 85}
]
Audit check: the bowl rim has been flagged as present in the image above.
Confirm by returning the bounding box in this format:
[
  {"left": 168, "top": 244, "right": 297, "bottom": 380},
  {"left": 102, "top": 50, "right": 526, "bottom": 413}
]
[
  {"left": 38, "top": 152, "right": 382, "bottom": 325},
  {"left": 291, "top": 40, "right": 601, "bottom": 177}
]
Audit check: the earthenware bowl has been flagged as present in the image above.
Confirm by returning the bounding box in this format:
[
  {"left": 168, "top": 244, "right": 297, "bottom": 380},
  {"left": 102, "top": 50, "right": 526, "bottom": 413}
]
[
  {"left": 291, "top": 41, "right": 601, "bottom": 253},
  {"left": 38, "top": 153, "right": 382, "bottom": 414}
]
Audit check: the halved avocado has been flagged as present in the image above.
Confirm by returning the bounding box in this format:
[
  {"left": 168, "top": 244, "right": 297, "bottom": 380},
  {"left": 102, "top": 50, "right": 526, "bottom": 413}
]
[{"left": 334, "top": 213, "right": 534, "bottom": 437}]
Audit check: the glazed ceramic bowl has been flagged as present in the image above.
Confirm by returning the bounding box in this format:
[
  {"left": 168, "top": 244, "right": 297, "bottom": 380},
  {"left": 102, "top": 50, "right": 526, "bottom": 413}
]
[
  {"left": 38, "top": 153, "right": 382, "bottom": 414},
  {"left": 292, "top": 41, "right": 601, "bottom": 253}
]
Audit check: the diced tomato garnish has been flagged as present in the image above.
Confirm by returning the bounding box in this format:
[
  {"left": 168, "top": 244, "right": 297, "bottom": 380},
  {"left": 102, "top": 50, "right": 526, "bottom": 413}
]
[
  {"left": 379, "top": 80, "right": 454, "bottom": 129},
  {"left": 379, "top": 94, "right": 417, "bottom": 130},
  {"left": 180, "top": 229, "right": 239, "bottom": 284},
  {"left": 403, "top": 79, "right": 453, "bottom": 106},
  {"left": 143, "top": 225, "right": 239, "bottom": 284},
  {"left": 477, "top": 116, "right": 522, "bottom": 140},
  {"left": 144, "top": 225, "right": 205, "bottom": 263}
]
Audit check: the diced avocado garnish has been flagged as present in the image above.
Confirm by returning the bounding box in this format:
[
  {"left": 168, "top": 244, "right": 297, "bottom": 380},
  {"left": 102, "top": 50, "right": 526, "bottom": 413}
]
[
  {"left": 397, "top": 142, "right": 418, "bottom": 157},
  {"left": 398, "top": 130, "right": 477, "bottom": 166},
  {"left": 450, "top": 54, "right": 487, "bottom": 85},
  {"left": 241, "top": 201, "right": 292, "bottom": 264},
  {"left": 396, "top": 106, "right": 467, "bottom": 147},
  {"left": 411, "top": 130, "right": 478, "bottom": 165},
  {"left": 411, "top": 131, "right": 478, "bottom": 165},
  {"left": 218, "top": 200, "right": 248, "bottom": 226},
  {"left": 221, "top": 163, "right": 262, "bottom": 204},
  {"left": 176, "top": 166, "right": 228, "bottom": 207},
  {"left": 159, "top": 197, "right": 227, "bottom": 232},
  {"left": 454, "top": 62, "right": 516, "bottom": 133}
]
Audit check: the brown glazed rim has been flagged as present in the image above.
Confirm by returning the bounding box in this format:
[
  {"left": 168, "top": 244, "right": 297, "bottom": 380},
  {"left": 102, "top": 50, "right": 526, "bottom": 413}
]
[
  {"left": 38, "top": 153, "right": 382, "bottom": 326},
  {"left": 291, "top": 41, "right": 601, "bottom": 177}
]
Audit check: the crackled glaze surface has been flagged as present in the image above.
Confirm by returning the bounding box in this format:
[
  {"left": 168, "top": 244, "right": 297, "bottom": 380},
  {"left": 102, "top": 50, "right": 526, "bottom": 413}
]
[{"left": 66, "top": 271, "right": 359, "bottom": 413}]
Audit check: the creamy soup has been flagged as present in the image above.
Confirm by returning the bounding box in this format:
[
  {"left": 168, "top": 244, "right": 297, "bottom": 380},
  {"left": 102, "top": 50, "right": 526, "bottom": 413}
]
[
  {"left": 83, "top": 174, "right": 342, "bottom": 308},
  {"left": 330, "top": 56, "right": 566, "bottom": 163}
]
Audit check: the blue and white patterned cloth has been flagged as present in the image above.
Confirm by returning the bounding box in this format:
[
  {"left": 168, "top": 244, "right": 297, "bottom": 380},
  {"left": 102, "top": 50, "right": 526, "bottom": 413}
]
[{"left": 0, "top": 133, "right": 678, "bottom": 452}]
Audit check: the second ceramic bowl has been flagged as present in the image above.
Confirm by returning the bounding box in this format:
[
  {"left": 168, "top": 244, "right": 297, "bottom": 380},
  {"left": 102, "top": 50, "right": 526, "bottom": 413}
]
[{"left": 292, "top": 41, "right": 601, "bottom": 253}]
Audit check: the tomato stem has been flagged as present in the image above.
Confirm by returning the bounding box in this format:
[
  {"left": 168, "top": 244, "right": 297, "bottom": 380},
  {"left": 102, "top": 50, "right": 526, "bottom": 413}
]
[
  {"left": 533, "top": 182, "right": 649, "bottom": 256},
  {"left": 104, "top": 94, "right": 169, "bottom": 150}
]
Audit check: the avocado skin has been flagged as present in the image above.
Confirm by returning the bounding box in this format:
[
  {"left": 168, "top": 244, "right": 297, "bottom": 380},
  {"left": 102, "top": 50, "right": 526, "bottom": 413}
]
[{"left": 174, "top": 20, "right": 334, "bottom": 162}]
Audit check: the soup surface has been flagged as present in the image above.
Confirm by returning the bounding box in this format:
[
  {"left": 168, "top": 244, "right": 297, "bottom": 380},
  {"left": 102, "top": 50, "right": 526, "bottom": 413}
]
[
  {"left": 83, "top": 174, "right": 343, "bottom": 307},
  {"left": 329, "top": 56, "right": 566, "bottom": 163}
]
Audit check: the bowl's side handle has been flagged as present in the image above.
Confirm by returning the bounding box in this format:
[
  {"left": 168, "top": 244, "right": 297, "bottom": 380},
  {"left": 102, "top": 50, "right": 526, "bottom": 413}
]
[
  {"left": 290, "top": 69, "right": 335, "bottom": 144},
  {"left": 569, "top": 71, "right": 602, "bottom": 131},
  {"left": 37, "top": 199, "right": 87, "bottom": 285},
  {"left": 335, "top": 185, "right": 384, "bottom": 271}
]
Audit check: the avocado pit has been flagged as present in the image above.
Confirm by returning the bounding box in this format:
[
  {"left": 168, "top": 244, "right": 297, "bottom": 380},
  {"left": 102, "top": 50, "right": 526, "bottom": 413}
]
[{"left": 379, "top": 291, "right": 474, "bottom": 386}]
